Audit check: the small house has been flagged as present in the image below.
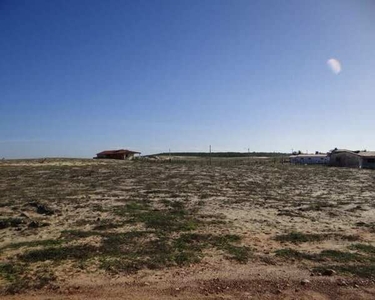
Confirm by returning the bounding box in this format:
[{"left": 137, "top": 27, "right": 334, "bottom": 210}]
[
  {"left": 329, "top": 149, "right": 375, "bottom": 169},
  {"left": 290, "top": 153, "right": 329, "bottom": 165},
  {"left": 95, "top": 149, "right": 141, "bottom": 160}
]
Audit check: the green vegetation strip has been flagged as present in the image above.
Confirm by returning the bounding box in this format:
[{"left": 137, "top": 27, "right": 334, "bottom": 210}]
[
  {"left": 275, "top": 248, "right": 365, "bottom": 262},
  {"left": 0, "top": 262, "right": 56, "bottom": 294},
  {"left": 113, "top": 200, "right": 200, "bottom": 232},
  {"left": 18, "top": 232, "right": 250, "bottom": 274},
  {"left": 275, "top": 243, "right": 375, "bottom": 279},
  {"left": 0, "top": 218, "right": 24, "bottom": 229},
  {"left": 313, "top": 265, "right": 375, "bottom": 279},
  {"left": 0, "top": 239, "right": 63, "bottom": 252},
  {"left": 275, "top": 232, "right": 360, "bottom": 244},
  {"left": 2, "top": 198, "right": 250, "bottom": 292}
]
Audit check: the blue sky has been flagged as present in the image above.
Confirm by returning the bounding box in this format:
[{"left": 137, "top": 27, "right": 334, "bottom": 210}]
[{"left": 1, "top": 0, "right": 375, "bottom": 158}]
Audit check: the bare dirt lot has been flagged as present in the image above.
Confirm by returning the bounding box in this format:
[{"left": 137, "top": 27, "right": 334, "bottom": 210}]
[{"left": 1, "top": 158, "right": 375, "bottom": 299}]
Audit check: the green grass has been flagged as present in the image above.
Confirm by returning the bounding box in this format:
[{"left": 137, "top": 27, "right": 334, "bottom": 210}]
[
  {"left": 275, "top": 248, "right": 365, "bottom": 262},
  {"left": 0, "top": 218, "right": 24, "bottom": 229},
  {"left": 92, "top": 219, "right": 123, "bottom": 231},
  {"left": 0, "top": 263, "right": 25, "bottom": 283},
  {"left": 275, "top": 232, "right": 360, "bottom": 244},
  {"left": 175, "top": 233, "right": 251, "bottom": 263},
  {"left": 16, "top": 230, "right": 250, "bottom": 275},
  {"left": 125, "top": 202, "right": 150, "bottom": 211},
  {"left": 12, "top": 199, "right": 247, "bottom": 275},
  {"left": 0, "top": 239, "right": 63, "bottom": 252},
  {"left": 112, "top": 201, "right": 149, "bottom": 217},
  {"left": 334, "top": 265, "right": 375, "bottom": 278},
  {"left": 99, "top": 232, "right": 199, "bottom": 273},
  {"left": 0, "top": 263, "right": 56, "bottom": 294},
  {"left": 100, "top": 232, "right": 250, "bottom": 273},
  {"left": 276, "top": 243, "right": 375, "bottom": 279},
  {"left": 137, "top": 210, "right": 199, "bottom": 231},
  {"left": 0, "top": 262, "right": 30, "bottom": 294},
  {"left": 319, "top": 250, "right": 363, "bottom": 263},
  {"left": 275, "top": 248, "right": 315, "bottom": 260},
  {"left": 61, "top": 230, "right": 100, "bottom": 239},
  {"left": 313, "top": 265, "right": 375, "bottom": 279},
  {"left": 349, "top": 243, "right": 375, "bottom": 255},
  {"left": 356, "top": 222, "right": 375, "bottom": 233},
  {"left": 113, "top": 200, "right": 200, "bottom": 232},
  {"left": 100, "top": 232, "right": 250, "bottom": 274},
  {"left": 306, "top": 202, "right": 336, "bottom": 211},
  {"left": 275, "top": 232, "right": 325, "bottom": 243},
  {"left": 19, "top": 245, "right": 99, "bottom": 263}
]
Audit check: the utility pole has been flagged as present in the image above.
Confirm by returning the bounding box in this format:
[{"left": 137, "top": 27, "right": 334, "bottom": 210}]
[{"left": 209, "top": 145, "right": 212, "bottom": 166}]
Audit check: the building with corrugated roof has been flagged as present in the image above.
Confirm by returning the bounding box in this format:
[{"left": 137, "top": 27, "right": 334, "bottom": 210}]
[
  {"left": 328, "top": 149, "right": 375, "bottom": 169},
  {"left": 95, "top": 149, "right": 141, "bottom": 160}
]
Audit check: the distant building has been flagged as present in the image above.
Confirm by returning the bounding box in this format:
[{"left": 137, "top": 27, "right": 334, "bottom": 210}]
[
  {"left": 95, "top": 149, "right": 141, "bottom": 160},
  {"left": 328, "top": 149, "right": 375, "bottom": 169},
  {"left": 290, "top": 153, "right": 329, "bottom": 165}
]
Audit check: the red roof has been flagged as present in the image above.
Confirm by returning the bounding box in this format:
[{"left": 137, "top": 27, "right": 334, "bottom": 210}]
[{"left": 97, "top": 149, "right": 140, "bottom": 155}]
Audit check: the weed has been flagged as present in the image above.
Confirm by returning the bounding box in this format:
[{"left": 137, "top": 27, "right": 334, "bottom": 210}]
[
  {"left": 99, "top": 232, "right": 250, "bottom": 274},
  {"left": 275, "top": 232, "right": 325, "bottom": 243},
  {"left": 0, "top": 262, "right": 29, "bottom": 294},
  {"left": 0, "top": 218, "right": 24, "bottom": 229},
  {"left": 101, "top": 231, "right": 152, "bottom": 255},
  {"left": 349, "top": 243, "right": 375, "bottom": 255},
  {"left": 92, "top": 219, "right": 122, "bottom": 230},
  {"left": 355, "top": 222, "right": 375, "bottom": 233},
  {"left": 337, "top": 265, "right": 375, "bottom": 278},
  {"left": 223, "top": 244, "right": 251, "bottom": 263},
  {"left": 275, "top": 248, "right": 315, "bottom": 260},
  {"left": 114, "top": 201, "right": 200, "bottom": 232},
  {"left": 100, "top": 258, "right": 142, "bottom": 274},
  {"left": 276, "top": 248, "right": 364, "bottom": 263},
  {"left": 0, "top": 239, "right": 63, "bottom": 251},
  {"left": 175, "top": 233, "right": 251, "bottom": 263},
  {"left": 61, "top": 230, "right": 99, "bottom": 239},
  {"left": 319, "top": 250, "right": 363, "bottom": 263},
  {"left": 306, "top": 202, "right": 336, "bottom": 211},
  {"left": 313, "top": 265, "right": 375, "bottom": 279},
  {"left": 91, "top": 204, "right": 108, "bottom": 212},
  {"left": 125, "top": 202, "right": 150, "bottom": 211},
  {"left": 138, "top": 210, "right": 199, "bottom": 231},
  {"left": 0, "top": 263, "right": 25, "bottom": 283},
  {"left": 275, "top": 232, "right": 360, "bottom": 244},
  {"left": 19, "top": 245, "right": 99, "bottom": 262}
]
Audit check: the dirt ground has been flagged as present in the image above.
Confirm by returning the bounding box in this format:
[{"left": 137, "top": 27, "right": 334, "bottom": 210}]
[{"left": 1, "top": 157, "right": 375, "bottom": 299}]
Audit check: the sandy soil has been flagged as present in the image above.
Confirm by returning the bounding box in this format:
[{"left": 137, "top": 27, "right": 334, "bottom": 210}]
[{"left": 1, "top": 158, "right": 375, "bottom": 299}]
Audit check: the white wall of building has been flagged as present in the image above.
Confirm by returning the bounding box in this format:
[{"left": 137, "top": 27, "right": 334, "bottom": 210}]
[{"left": 290, "top": 155, "right": 329, "bottom": 165}]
